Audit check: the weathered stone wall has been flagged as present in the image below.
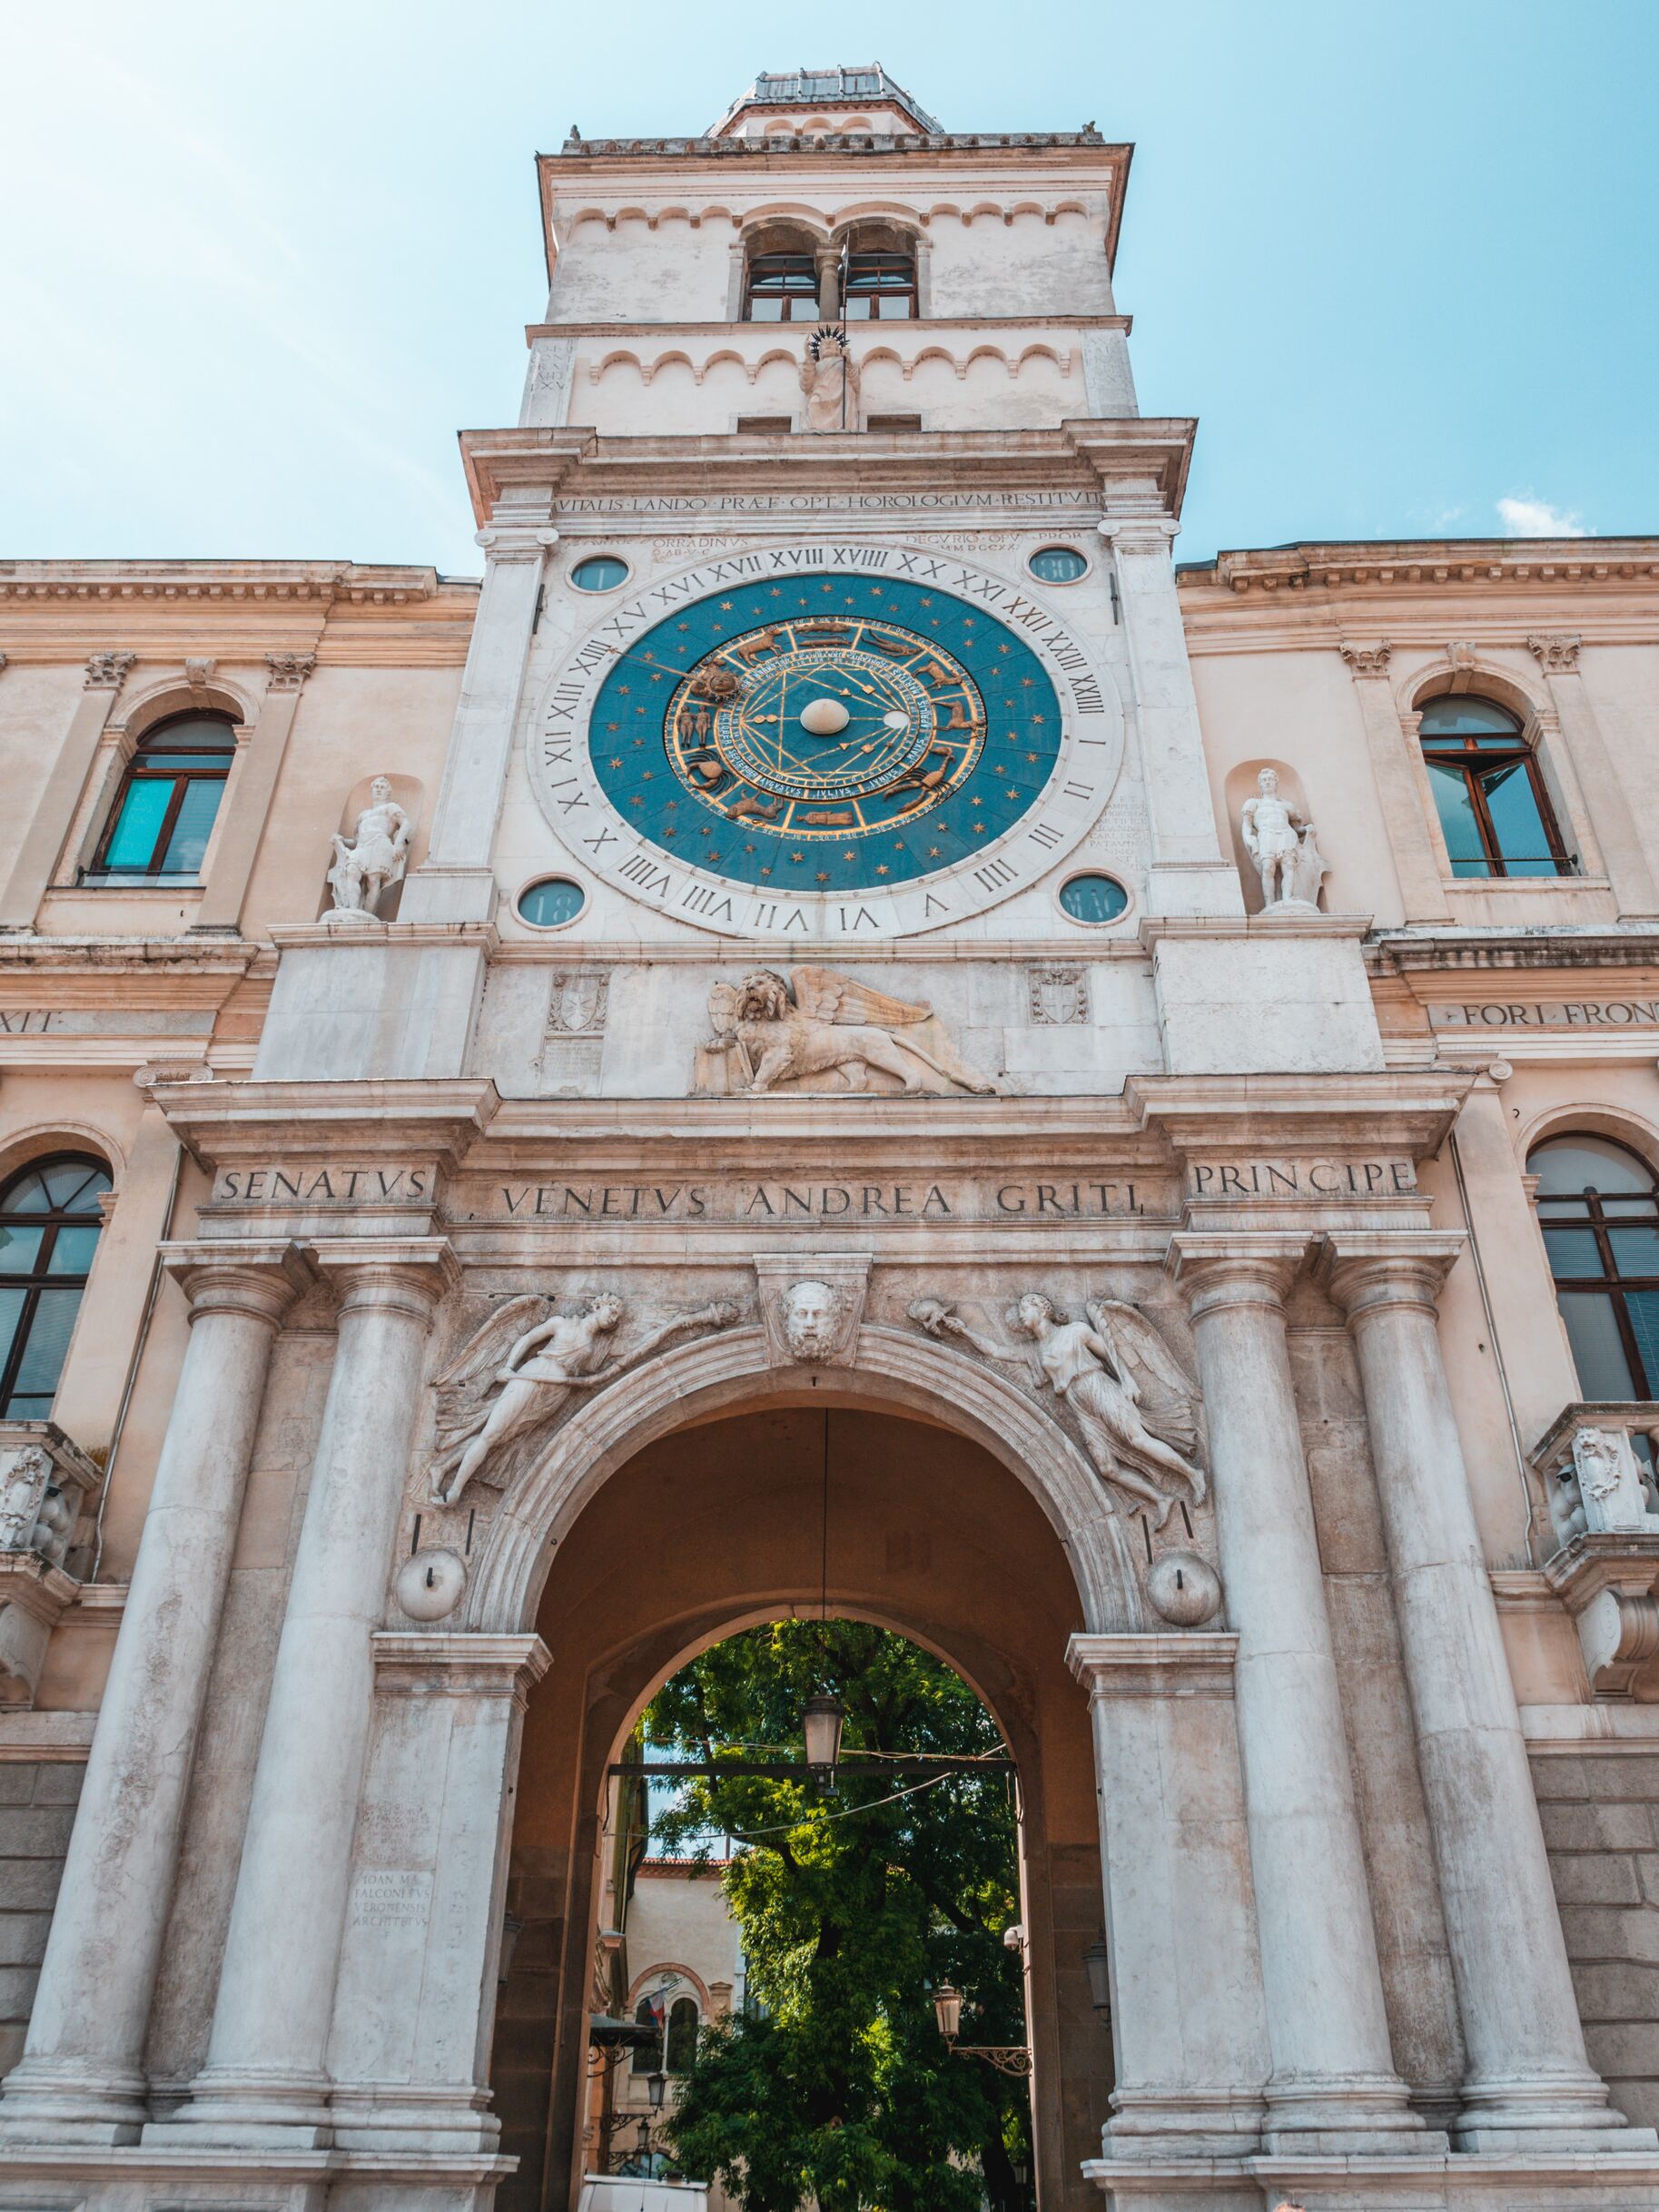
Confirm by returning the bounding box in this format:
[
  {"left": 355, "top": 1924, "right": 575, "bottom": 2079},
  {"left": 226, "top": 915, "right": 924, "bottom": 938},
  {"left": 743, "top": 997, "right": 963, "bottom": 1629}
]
[
  {"left": 0, "top": 1761, "right": 84, "bottom": 2073},
  {"left": 1535, "top": 1751, "right": 1659, "bottom": 2130}
]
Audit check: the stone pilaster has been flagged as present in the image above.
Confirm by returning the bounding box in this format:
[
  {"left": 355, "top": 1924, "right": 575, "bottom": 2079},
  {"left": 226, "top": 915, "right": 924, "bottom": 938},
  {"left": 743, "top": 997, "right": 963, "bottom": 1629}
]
[
  {"left": 0, "top": 653, "right": 135, "bottom": 931},
  {"left": 1069, "top": 1633, "right": 1269, "bottom": 2162},
  {"left": 399, "top": 528, "right": 558, "bottom": 926},
  {"left": 1101, "top": 521, "right": 1241, "bottom": 918},
  {"left": 0, "top": 1242, "right": 309, "bottom": 2144},
  {"left": 1337, "top": 640, "right": 1452, "bottom": 923},
  {"left": 155, "top": 1239, "right": 457, "bottom": 2148},
  {"left": 326, "top": 1632, "right": 550, "bottom": 2153},
  {"left": 1167, "top": 1235, "right": 1431, "bottom": 2153},
  {"left": 1526, "top": 634, "right": 1659, "bottom": 917},
  {"left": 190, "top": 652, "right": 316, "bottom": 933},
  {"left": 1326, "top": 1233, "right": 1657, "bottom": 2152}
]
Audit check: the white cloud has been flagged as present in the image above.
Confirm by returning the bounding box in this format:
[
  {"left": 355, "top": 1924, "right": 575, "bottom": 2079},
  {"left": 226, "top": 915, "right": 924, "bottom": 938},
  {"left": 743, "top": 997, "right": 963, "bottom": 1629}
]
[{"left": 1496, "top": 493, "right": 1589, "bottom": 538}]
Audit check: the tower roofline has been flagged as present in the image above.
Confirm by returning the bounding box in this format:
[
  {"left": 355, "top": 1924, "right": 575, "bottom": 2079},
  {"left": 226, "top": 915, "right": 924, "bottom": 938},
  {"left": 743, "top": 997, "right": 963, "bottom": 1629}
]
[{"left": 710, "top": 63, "right": 943, "bottom": 137}]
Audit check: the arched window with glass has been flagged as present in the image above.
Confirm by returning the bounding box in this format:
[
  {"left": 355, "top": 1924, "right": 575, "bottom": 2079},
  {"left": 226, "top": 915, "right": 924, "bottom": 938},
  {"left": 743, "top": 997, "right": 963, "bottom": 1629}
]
[
  {"left": 1530, "top": 1134, "right": 1659, "bottom": 1398},
  {"left": 1417, "top": 694, "right": 1570, "bottom": 879},
  {"left": 0, "top": 1155, "right": 112, "bottom": 1418},
  {"left": 89, "top": 713, "right": 236, "bottom": 881},
  {"left": 665, "top": 1994, "right": 698, "bottom": 2073},
  {"left": 743, "top": 249, "right": 820, "bottom": 321}
]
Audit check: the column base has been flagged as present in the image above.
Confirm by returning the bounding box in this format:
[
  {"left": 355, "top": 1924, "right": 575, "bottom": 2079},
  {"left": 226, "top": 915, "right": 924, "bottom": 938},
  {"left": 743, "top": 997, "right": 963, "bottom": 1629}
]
[
  {"left": 1101, "top": 2087, "right": 1266, "bottom": 2161},
  {"left": 329, "top": 2083, "right": 502, "bottom": 2155},
  {"left": 1452, "top": 2071, "right": 1659, "bottom": 2153},
  {"left": 0, "top": 2056, "right": 149, "bottom": 2145},
  {"left": 141, "top": 2066, "right": 333, "bottom": 2151},
  {"left": 1261, "top": 2072, "right": 1445, "bottom": 2158}
]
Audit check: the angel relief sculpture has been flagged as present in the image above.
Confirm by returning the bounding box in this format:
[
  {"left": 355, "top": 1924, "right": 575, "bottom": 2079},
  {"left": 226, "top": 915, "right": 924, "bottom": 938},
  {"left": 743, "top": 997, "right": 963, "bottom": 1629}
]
[
  {"left": 909, "top": 1292, "right": 1207, "bottom": 1528},
  {"left": 696, "top": 967, "right": 998, "bottom": 1098},
  {"left": 427, "top": 1292, "right": 738, "bottom": 1507}
]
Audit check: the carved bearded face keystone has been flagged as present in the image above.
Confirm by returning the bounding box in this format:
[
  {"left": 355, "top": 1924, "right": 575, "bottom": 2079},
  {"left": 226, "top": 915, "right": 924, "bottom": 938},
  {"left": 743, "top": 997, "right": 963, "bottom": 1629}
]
[{"left": 782, "top": 1280, "right": 841, "bottom": 1363}]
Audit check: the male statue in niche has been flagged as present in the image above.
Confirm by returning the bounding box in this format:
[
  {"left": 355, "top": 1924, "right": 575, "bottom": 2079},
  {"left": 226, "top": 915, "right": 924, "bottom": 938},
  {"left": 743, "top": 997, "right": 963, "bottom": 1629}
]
[
  {"left": 1240, "top": 765, "right": 1327, "bottom": 910},
  {"left": 326, "top": 776, "right": 410, "bottom": 920}
]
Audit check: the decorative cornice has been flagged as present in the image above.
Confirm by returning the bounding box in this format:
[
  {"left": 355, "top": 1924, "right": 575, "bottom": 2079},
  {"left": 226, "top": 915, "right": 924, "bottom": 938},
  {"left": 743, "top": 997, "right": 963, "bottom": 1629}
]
[
  {"left": 264, "top": 650, "right": 315, "bottom": 691},
  {"left": 1368, "top": 925, "right": 1659, "bottom": 976},
  {"left": 1185, "top": 540, "right": 1659, "bottom": 597},
  {"left": 84, "top": 650, "right": 134, "bottom": 691},
  {"left": 0, "top": 562, "right": 445, "bottom": 607},
  {"left": 1067, "top": 1632, "right": 1238, "bottom": 1700},
  {"left": 1528, "top": 632, "right": 1582, "bottom": 673},
  {"left": 1338, "top": 638, "right": 1391, "bottom": 678}
]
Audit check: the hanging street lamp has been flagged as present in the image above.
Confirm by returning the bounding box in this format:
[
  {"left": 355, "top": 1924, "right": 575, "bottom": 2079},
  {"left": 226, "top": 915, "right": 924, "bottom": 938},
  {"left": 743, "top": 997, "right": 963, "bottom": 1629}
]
[
  {"left": 802, "top": 1691, "right": 845, "bottom": 1784},
  {"left": 931, "top": 1982, "right": 1031, "bottom": 2078},
  {"left": 1081, "top": 1932, "right": 1111, "bottom": 2017}
]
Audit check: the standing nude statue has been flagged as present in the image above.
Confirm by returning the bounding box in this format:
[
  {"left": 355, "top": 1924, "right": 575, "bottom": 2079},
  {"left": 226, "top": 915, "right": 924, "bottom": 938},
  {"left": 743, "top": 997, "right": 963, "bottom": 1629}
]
[
  {"left": 327, "top": 776, "right": 410, "bottom": 918},
  {"left": 910, "top": 1292, "right": 1206, "bottom": 1527}
]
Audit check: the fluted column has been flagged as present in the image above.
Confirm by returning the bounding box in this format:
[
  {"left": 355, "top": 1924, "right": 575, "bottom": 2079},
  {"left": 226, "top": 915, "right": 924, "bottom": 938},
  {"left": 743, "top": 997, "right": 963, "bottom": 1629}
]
[
  {"left": 1326, "top": 1233, "right": 1657, "bottom": 2151},
  {"left": 156, "top": 1239, "right": 456, "bottom": 2148},
  {"left": 1167, "top": 1235, "right": 1430, "bottom": 2153},
  {"left": 0, "top": 1241, "right": 307, "bottom": 2143}
]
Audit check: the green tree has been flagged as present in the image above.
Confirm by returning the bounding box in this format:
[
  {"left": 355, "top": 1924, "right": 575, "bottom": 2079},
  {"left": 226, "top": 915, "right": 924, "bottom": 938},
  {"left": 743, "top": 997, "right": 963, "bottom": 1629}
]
[{"left": 645, "top": 1620, "right": 1030, "bottom": 2212}]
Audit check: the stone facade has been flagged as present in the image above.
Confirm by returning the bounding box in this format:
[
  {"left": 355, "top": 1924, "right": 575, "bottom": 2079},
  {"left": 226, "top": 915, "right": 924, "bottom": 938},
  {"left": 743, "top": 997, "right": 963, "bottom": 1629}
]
[{"left": 0, "top": 55, "right": 1654, "bottom": 2212}]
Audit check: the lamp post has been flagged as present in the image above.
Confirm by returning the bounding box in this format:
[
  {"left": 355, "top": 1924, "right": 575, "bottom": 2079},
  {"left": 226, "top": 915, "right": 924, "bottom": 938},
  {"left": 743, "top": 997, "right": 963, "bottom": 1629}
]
[{"left": 638, "top": 2065, "right": 667, "bottom": 2169}]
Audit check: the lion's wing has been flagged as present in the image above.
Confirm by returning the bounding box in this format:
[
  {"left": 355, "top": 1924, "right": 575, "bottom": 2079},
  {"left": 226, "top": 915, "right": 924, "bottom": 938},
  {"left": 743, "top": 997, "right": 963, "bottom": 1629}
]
[
  {"left": 792, "top": 965, "right": 933, "bottom": 1028},
  {"left": 1088, "top": 1299, "right": 1201, "bottom": 1457}
]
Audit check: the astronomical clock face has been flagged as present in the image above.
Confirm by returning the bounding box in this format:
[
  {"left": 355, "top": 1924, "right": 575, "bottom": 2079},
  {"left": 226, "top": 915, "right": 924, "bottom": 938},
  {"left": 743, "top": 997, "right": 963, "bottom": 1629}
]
[{"left": 531, "top": 550, "right": 1120, "bottom": 940}]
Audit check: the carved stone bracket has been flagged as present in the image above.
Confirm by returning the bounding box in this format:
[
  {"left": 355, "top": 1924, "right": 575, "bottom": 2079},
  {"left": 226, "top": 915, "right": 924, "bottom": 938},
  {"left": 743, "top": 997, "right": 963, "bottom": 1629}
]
[
  {"left": 1535, "top": 1403, "right": 1659, "bottom": 1697},
  {"left": 0, "top": 1423, "right": 102, "bottom": 1706},
  {"left": 754, "top": 1251, "right": 873, "bottom": 1368},
  {"left": 1545, "top": 1537, "right": 1659, "bottom": 1700},
  {"left": 184, "top": 657, "right": 218, "bottom": 696}
]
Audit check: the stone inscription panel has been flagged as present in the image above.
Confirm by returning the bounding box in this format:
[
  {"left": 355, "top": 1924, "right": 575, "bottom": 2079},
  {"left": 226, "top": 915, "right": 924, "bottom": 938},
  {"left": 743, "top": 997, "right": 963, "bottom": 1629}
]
[
  {"left": 1186, "top": 1159, "right": 1417, "bottom": 1200},
  {"left": 478, "top": 1176, "right": 1171, "bottom": 1224},
  {"left": 212, "top": 1165, "right": 434, "bottom": 1206},
  {"left": 1429, "top": 999, "right": 1659, "bottom": 1030},
  {"left": 350, "top": 1868, "right": 432, "bottom": 1932}
]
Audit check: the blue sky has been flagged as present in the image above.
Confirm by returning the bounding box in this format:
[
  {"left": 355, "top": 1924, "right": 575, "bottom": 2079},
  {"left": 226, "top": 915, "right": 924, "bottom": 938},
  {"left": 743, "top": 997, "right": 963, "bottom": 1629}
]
[{"left": 4, "top": 0, "right": 1654, "bottom": 575}]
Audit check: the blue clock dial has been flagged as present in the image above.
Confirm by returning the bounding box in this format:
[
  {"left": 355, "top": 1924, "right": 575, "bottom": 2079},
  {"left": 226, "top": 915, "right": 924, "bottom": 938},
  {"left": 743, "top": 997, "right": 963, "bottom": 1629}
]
[{"left": 586, "top": 573, "right": 1064, "bottom": 895}]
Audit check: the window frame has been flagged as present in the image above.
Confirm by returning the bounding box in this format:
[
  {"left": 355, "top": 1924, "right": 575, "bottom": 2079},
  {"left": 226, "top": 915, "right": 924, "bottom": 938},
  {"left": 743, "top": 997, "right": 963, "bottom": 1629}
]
[
  {"left": 842, "top": 249, "right": 917, "bottom": 321},
  {"left": 1417, "top": 695, "right": 1572, "bottom": 881},
  {"left": 0, "top": 1152, "right": 111, "bottom": 1420},
  {"left": 742, "top": 252, "right": 821, "bottom": 321},
  {"left": 88, "top": 712, "right": 237, "bottom": 882},
  {"left": 1532, "top": 1135, "right": 1659, "bottom": 1398}
]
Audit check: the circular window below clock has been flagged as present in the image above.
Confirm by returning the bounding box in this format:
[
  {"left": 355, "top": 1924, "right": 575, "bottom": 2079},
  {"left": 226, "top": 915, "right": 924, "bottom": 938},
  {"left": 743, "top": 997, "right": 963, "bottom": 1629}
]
[
  {"left": 1059, "top": 872, "right": 1129, "bottom": 925},
  {"left": 517, "top": 876, "right": 587, "bottom": 928},
  {"left": 570, "top": 555, "right": 630, "bottom": 593},
  {"left": 1029, "top": 546, "right": 1089, "bottom": 584}
]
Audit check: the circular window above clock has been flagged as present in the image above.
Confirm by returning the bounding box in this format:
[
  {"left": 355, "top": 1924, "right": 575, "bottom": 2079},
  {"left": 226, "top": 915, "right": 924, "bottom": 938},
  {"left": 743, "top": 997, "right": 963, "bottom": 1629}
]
[
  {"left": 1059, "top": 872, "right": 1129, "bottom": 924},
  {"left": 1029, "top": 546, "right": 1088, "bottom": 584},
  {"left": 528, "top": 548, "right": 1121, "bottom": 941},
  {"left": 570, "top": 555, "right": 630, "bottom": 592}
]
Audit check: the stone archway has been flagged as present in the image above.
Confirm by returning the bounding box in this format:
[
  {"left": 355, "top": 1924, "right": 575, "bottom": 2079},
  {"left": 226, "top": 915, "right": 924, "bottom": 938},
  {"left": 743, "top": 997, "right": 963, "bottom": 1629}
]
[
  {"left": 467, "top": 1322, "right": 1146, "bottom": 1637},
  {"left": 489, "top": 1394, "right": 1115, "bottom": 2212}
]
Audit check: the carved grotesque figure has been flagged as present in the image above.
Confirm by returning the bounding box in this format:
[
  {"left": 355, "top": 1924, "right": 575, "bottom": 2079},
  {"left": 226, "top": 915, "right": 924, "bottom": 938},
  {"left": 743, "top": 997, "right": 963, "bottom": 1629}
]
[
  {"left": 781, "top": 1279, "right": 843, "bottom": 1364},
  {"left": 1240, "top": 766, "right": 1327, "bottom": 910},
  {"left": 327, "top": 776, "right": 410, "bottom": 919}
]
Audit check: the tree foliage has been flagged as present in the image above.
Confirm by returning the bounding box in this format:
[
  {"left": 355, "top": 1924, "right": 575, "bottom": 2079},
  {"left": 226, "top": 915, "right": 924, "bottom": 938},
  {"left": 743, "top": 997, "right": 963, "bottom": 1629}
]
[{"left": 644, "top": 1620, "right": 1030, "bottom": 2212}]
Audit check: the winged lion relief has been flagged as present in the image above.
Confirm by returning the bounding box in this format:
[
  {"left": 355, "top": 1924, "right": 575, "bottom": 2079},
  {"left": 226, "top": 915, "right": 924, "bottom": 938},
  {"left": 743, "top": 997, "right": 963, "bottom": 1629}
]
[
  {"left": 908, "top": 1292, "right": 1206, "bottom": 1529},
  {"left": 695, "top": 966, "right": 1000, "bottom": 1098}
]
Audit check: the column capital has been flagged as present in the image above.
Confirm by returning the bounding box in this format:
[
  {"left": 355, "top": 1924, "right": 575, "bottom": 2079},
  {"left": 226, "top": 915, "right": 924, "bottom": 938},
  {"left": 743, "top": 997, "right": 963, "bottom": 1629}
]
[
  {"left": 372, "top": 1630, "right": 549, "bottom": 1707},
  {"left": 307, "top": 1235, "right": 460, "bottom": 1319},
  {"left": 158, "top": 1239, "right": 315, "bottom": 1327},
  {"left": 1097, "top": 517, "right": 1177, "bottom": 552},
  {"left": 473, "top": 526, "right": 558, "bottom": 563},
  {"left": 1527, "top": 632, "right": 1582, "bottom": 675},
  {"left": 1067, "top": 1631, "right": 1237, "bottom": 1700},
  {"left": 84, "top": 651, "right": 135, "bottom": 692},
  {"left": 1165, "top": 1232, "right": 1310, "bottom": 1317},
  {"left": 1318, "top": 1229, "right": 1465, "bottom": 1322},
  {"left": 263, "top": 651, "right": 315, "bottom": 693},
  {"left": 1338, "top": 637, "right": 1392, "bottom": 680}
]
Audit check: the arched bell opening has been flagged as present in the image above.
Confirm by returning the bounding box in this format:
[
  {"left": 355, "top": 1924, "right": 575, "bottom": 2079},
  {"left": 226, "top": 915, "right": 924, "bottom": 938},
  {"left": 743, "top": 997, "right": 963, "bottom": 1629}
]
[{"left": 489, "top": 1399, "right": 1112, "bottom": 2212}]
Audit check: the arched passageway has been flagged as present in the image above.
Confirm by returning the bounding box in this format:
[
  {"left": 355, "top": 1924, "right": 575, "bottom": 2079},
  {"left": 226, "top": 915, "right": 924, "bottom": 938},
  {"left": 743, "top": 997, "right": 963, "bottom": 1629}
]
[{"left": 489, "top": 1400, "right": 1111, "bottom": 2212}]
